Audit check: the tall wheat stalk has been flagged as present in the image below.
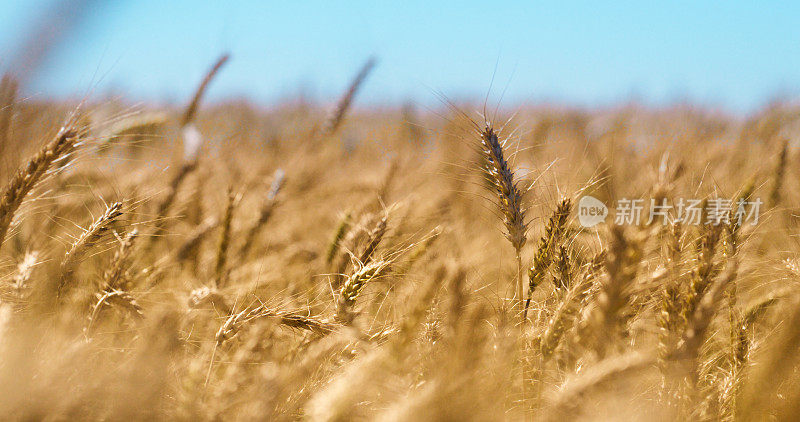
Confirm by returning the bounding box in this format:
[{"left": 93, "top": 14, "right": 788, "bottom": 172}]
[
  {"left": 151, "top": 54, "right": 229, "bottom": 243},
  {"left": 476, "top": 125, "right": 528, "bottom": 320},
  {"left": 474, "top": 123, "right": 530, "bottom": 414}
]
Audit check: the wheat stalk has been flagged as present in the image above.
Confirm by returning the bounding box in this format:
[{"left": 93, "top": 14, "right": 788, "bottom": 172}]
[
  {"left": 358, "top": 213, "right": 387, "bottom": 265},
  {"left": 475, "top": 124, "right": 529, "bottom": 332},
  {"left": 149, "top": 55, "right": 228, "bottom": 243},
  {"left": 216, "top": 303, "right": 339, "bottom": 346}
]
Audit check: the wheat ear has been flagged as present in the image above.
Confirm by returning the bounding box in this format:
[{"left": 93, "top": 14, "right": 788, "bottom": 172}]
[
  {"left": 215, "top": 188, "right": 238, "bottom": 288},
  {"left": 591, "top": 226, "right": 640, "bottom": 356},
  {"left": 0, "top": 74, "right": 18, "bottom": 157},
  {"left": 553, "top": 246, "right": 572, "bottom": 291},
  {"left": 524, "top": 198, "right": 571, "bottom": 318},
  {"left": 539, "top": 270, "right": 591, "bottom": 360},
  {"left": 0, "top": 121, "right": 81, "bottom": 250},
  {"left": 725, "top": 182, "right": 752, "bottom": 369},
  {"left": 738, "top": 294, "right": 800, "bottom": 419},
  {"left": 478, "top": 125, "right": 528, "bottom": 253},
  {"left": 85, "top": 289, "right": 144, "bottom": 337},
  {"left": 216, "top": 304, "right": 339, "bottom": 345},
  {"left": 179, "top": 53, "right": 230, "bottom": 127},
  {"left": 721, "top": 292, "right": 785, "bottom": 418},
  {"left": 102, "top": 229, "right": 138, "bottom": 290},
  {"left": 332, "top": 212, "right": 376, "bottom": 287},
  {"left": 336, "top": 260, "right": 391, "bottom": 324},
  {"left": 672, "top": 261, "right": 737, "bottom": 387},
  {"left": 683, "top": 218, "right": 722, "bottom": 325},
  {"left": 735, "top": 294, "right": 781, "bottom": 367},
  {"left": 325, "top": 211, "right": 352, "bottom": 265},
  {"left": 358, "top": 213, "right": 387, "bottom": 265},
  {"left": 768, "top": 138, "right": 788, "bottom": 208},
  {"left": 59, "top": 202, "right": 124, "bottom": 296},
  {"left": 320, "top": 57, "right": 377, "bottom": 136}
]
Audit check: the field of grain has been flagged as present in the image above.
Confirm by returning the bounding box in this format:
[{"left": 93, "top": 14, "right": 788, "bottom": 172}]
[{"left": 0, "top": 56, "right": 799, "bottom": 421}]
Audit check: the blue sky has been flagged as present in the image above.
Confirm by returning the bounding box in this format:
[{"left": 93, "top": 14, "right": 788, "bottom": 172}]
[{"left": 2, "top": 0, "right": 800, "bottom": 113}]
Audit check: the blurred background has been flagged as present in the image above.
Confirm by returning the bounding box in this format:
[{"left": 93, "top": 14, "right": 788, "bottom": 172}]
[{"left": 2, "top": 0, "right": 800, "bottom": 113}]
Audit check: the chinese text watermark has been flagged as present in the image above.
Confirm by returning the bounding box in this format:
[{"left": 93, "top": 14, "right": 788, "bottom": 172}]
[{"left": 578, "top": 195, "right": 761, "bottom": 228}]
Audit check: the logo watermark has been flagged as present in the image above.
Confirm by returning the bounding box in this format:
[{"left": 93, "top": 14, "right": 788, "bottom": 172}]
[
  {"left": 578, "top": 195, "right": 609, "bottom": 227},
  {"left": 578, "top": 195, "right": 762, "bottom": 228}
]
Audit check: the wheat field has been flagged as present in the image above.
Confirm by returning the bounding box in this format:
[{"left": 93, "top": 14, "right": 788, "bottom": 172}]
[{"left": 0, "top": 56, "right": 799, "bottom": 421}]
